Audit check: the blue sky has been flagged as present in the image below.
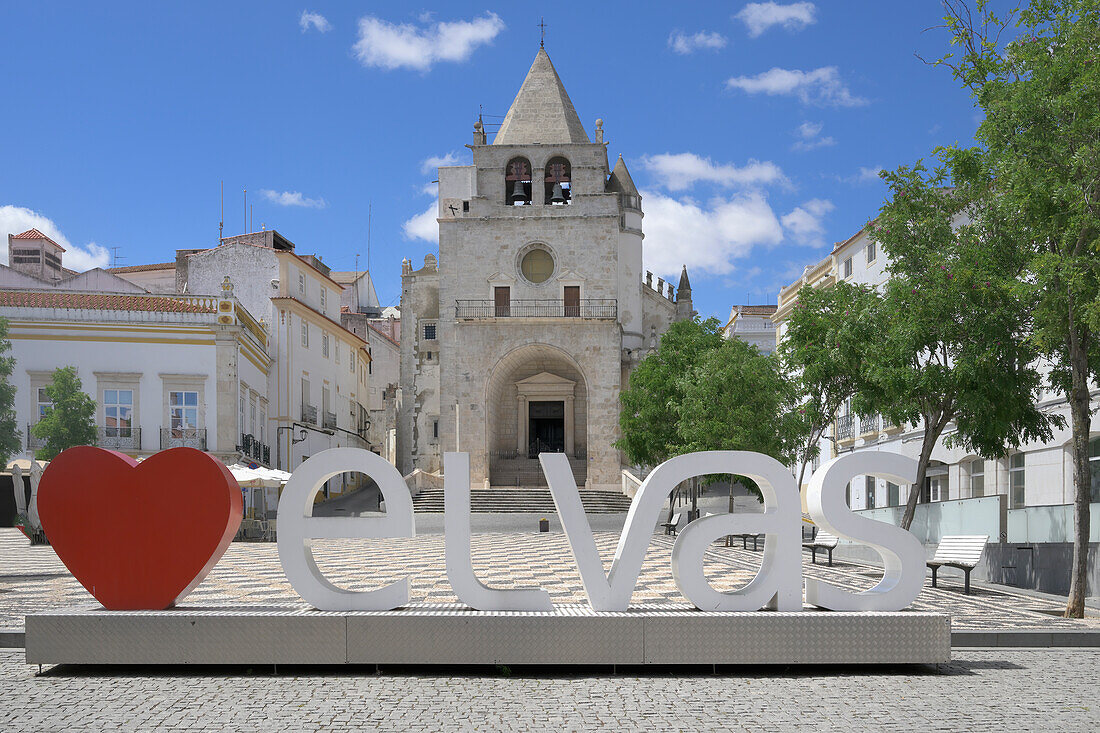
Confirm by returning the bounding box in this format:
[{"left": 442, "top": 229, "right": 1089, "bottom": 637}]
[{"left": 0, "top": 2, "right": 991, "bottom": 319}]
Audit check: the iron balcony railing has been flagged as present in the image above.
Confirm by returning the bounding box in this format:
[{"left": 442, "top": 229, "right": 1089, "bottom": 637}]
[
  {"left": 239, "top": 433, "right": 271, "bottom": 465},
  {"left": 160, "top": 427, "right": 207, "bottom": 450},
  {"left": 97, "top": 426, "right": 141, "bottom": 451},
  {"left": 859, "top": 413, "right": 880, "bottom": 435},
  {"left": 301, "top": 404, "right": 318, "bottom": 424},
  {"left": 835, "top": 414, "right": 855, "bottom": 442},
  {"left": 25, "top": 424, "right": 46, "bottom": 451},
  {"left": 455, "top": 299, "right": 617, "bottom": 320},
  {"left": 323, "top": 411, "right": 337, "bottom": 430}
]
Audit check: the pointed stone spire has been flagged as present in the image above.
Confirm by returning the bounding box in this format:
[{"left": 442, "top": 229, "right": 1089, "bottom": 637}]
[
  {"left": 606, "top": 154, "right": 639, "bottom": 195},
  {"left": 494, "top": 49, "right": 590, "bottom": 145},
  {"left": 678, "top": 265, "right": 692, "bottom": 296}
]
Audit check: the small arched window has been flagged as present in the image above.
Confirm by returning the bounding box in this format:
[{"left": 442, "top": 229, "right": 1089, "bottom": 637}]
[
  {"left": 505, "top": 157, "right": 532, "bottom": 205},
  {"left": 544, "top": 157, "right": 571, "bottom": 205}
]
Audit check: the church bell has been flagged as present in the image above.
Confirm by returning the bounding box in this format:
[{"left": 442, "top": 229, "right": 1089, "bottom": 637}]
[
  {"left": 550, "top": 182, "right": 566, "bottom": 204},
  {"left": 511, "top": 181, "right": 527, "bottom": 203}
]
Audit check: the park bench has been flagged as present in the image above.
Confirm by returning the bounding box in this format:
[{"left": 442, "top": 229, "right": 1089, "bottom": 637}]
[
  {"left": 927, "top": 535, "right": 988, "bottom": 595},
  {"left": 803, "top": 531, "right": 839, "bottom": 566},
  {"left": 661, "top": 509, "right": 688, "bottom": 536}
]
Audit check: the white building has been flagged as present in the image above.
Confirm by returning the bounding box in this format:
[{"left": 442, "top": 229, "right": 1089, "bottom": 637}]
[
  {"left": 723, "top": 305, "right": 778, "bottom": 354},
  {"left": 775, "top": 224, "right": 1098, "bottom": 511},
  {"left": 2, "top": 278, "right": 269, "bottom": 465}
]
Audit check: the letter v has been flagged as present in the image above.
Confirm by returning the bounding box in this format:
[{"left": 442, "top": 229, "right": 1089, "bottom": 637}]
[{"left": 540, "top": 453, "right": 674, "bottom": 611}]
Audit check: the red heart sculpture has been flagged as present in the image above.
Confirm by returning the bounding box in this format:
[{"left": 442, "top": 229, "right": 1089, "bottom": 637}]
[{"left": 37, "top": 446, "right": 242, "bottom": 610}]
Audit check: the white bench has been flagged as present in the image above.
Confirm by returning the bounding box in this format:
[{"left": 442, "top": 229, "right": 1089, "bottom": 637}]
[
  {"left": 803, "top": 531, "right": 839, "bottom": 566},
  {"left": 927, "top": 535, "right": 988, "bottom": 595}
]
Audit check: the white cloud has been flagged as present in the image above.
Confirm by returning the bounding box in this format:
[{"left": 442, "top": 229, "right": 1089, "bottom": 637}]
[
  {"left": 0, "top": 205, "right": 109, "bottom": 271},
  {"left": 299, "top": 11, "right": 332, "bottom": 33},
  {"left": 259, "top": 190, "right": 327, "bottom": 208},
  {"left": 857, "top": 166, "right": 883, "bottom": 182},
  {"left": 791, "top": 120, "right": 836, "bottom": 151},
  {"left": 781, "top": 198, "right": 834, "bottom": 246},
  {"left": 354, "top": 12, "right": 504, "bottom": 71},
  {"left": 641, "top": 190, "right": 784, "bottom": 276},
  {"left": 726, "top": 66, "right": 867, "bottom": 107},
  {"left": 420, "top": 152, "right": 460, "bottom": 174},
  {"left": 668, "top": 30, "right": 727, "bottom": 55},
  {"left": 641, "top": 153, "right": 785, "bottom": 192},
  {"left": 403, "top": 201, "right": 438, "bottom": 242},
  {"left": 735, "top": 2, "right": 817, "bottom": 37}
]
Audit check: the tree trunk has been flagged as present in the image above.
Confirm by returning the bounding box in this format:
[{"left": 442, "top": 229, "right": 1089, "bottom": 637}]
[
  {"left": 1065, "top": 328, "right": 1092, "bottom": 618},
  {"left": 900, "top": 420, "right": 944, "bottom": 530}
]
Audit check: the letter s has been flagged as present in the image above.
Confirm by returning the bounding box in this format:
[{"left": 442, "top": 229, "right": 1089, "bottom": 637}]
[{"left": 805, "top": 452, "right": 924, "bottom": 611}]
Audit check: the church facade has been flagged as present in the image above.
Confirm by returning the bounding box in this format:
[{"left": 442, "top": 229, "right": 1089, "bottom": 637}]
[{"left": 399, "top": 49, "right": 693, "bottom": 491}]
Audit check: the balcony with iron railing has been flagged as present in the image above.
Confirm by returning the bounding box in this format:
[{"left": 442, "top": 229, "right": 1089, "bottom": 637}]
[
  {"left": 323, "top": 411, "right": 337, "bottom": 430},
  {"left": 455, "top": 299, "right": 617, "bottom": 320},
  {"left": 97, "top": 426, "right": 141, "bottom": 451},
  {"left": 301, "top": 404, "right": 318, "bottom": 425},
  {"left": 239, "top": 433, "right": 271, "bottom": 466},
  {"left": 858, "top": 413, "right": 880, "bottom": 437},
  {"left": 834, "top": 414, "right": 855, "bottom": 444},
  {"left": 160, "top": 427, "right": 207, "bottom": 450}
]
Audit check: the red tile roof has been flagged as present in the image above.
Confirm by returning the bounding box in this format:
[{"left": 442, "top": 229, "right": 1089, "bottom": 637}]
[
  {"left": 0, "top": 291, "right": 215, "bottom": 313},
  {"left": 107, "top": 262, "right": 175, "bottom": 273},
  {"left": 10, "top": 228, "right": 65, "bottom": 251},
  {"left": 738, "top": 305, "right": 778, "bottom": 315}
]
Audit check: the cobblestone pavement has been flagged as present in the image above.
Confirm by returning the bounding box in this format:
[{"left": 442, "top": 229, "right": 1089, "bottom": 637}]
[
  {"left": 2, "top": 528, "right": 1096, "bottom": 630},
  {"left": 1, "top": 648, "right": 1097, "bottom": 731}
]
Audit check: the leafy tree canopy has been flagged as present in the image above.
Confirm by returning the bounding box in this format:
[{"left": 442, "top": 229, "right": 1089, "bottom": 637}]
[{"left": 31, "top": 366, "right": 97, "bottom": 461}]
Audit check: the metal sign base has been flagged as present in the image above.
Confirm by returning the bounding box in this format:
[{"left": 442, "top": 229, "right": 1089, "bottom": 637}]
[{"left": 25, "top": 603, "right": 951, "bottom": 666}]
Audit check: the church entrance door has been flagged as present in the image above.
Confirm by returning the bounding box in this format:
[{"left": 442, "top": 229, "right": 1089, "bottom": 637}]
[{"left": 528, "top": 400, "right": 565, "bottom": 457}]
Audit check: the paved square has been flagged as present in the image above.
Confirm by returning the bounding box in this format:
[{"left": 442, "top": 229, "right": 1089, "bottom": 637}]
[{"left": 2, "top": 528, "right": 1096, "bottom": 630}]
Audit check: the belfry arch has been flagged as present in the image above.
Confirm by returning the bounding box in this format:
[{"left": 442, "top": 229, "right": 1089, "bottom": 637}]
[{"left": 484, "top": 343, "right": 588, "bottom": 486}]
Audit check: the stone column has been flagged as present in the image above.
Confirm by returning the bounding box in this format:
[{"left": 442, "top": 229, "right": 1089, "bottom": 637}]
[
  {"left": 516, "top": 394, "right": 527, "bottom": 454},
  {"left": 565, "top": 395, "right": 575, "bottom": 456}
]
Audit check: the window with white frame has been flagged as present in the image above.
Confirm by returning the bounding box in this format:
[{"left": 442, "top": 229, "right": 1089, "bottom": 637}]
[
  {"left": 843, "top": 257, "right": 853, "bottom": 278},
  {"left": 320, "top": 287, "right": 327, "bottom": 312},
  {"left": 865, "top": 475, "right": 876, "bottom": 509},
  {"left": 1009, "top": 453, "right": 1025, "bottom": 508},
  {"left": 349, "top": 348, "right": 355, "bottom": 373},
  {"left": 866, "top": 241, "right": 876, "bottom": 264},
  {"left": 322, "top": 332, "right": 330, "bottom": 358},
  {"left": 887, "top": 482, "right": 900, "bottom": 507},
  {"left": 259, "top": 405, "right": 266, "bottom": 443},
  {"left": 240, "top": 395, "right": 246, "bottom": 434},
  {"left": 423, "top": 322, "right": 437, "bottom": 340},
  {"left": 969, "top": 459, "right": 985, "bottom": 498},
  {"left": 298, "top": 271, "right": 305, "bottom": 295},
  {"left": 301, "top": 321, "right": 309, "bottom": 348},
  {"left": 169, "top": 391, "right": 198, "bottom": 436},
  {"left": 36, "top": 387, "right": 52, "bottom": 421},
  {"left": 249, "top": 398, "right": 256, "bottom": 436},
  {"left": 103, "top": 389, "right": 133, "bottom": 437}
]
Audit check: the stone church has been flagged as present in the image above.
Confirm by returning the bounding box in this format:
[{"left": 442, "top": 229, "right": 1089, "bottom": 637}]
[{"left": 399, "top": 48, "right": 694, "bottom": 491}]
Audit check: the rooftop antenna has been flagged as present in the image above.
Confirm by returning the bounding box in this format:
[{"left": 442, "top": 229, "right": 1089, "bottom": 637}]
[
  {"left": 219, "top": 180, "right": 224, "bottom": 242},
  {"left": 243, "top": 188, "right": 247, "bottom": 234},
  {"left": 538, "top": 17, "right": 546, "bottom": 48},
  {"left": 367, "top": 202, "right": 372, "bottom": 277},
  {"left": 250, "top": 204, "right": 253, "bottom": 234},
  {"left": 109, "top": 247, "right": 125, "bottom": 268}
]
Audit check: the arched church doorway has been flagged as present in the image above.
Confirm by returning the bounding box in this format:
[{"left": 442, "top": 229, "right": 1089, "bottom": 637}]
[{"left": 484, "top": 343, "right": 588, "bottom": 487}]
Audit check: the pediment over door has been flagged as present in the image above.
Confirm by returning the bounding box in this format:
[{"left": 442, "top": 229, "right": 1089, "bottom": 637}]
[{"left": 515, "top": 371, "right": 576, "bottom": 398}]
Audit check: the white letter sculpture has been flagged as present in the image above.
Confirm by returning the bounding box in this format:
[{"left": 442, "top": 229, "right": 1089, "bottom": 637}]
[
  {"left": 668, "top": 452, "right": 803, "bottom": 611},
  {"left": 444, "top": 453, "right": 553, "bottom": 610},
  {"left": 541, "top": 451, "right": 802, "bottom": 612},
  {"left": 805, "top": 452, "right": 925, "bottom": 611},
  {"left": 278, "top": 448, "right": 415, "bottom": 610}
]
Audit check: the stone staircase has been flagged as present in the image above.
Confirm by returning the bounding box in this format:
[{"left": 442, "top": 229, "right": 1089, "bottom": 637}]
[
  {"left": 411, "top": 486, "right": 633, "bottom": 513},
  {"left": 488, "top": 456, "right": 587, "bottom": 488}
]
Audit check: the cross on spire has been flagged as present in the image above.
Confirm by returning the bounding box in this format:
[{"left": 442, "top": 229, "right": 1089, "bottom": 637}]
[{"left": 538, "top": 17, "right": 546, "bottom": 48}]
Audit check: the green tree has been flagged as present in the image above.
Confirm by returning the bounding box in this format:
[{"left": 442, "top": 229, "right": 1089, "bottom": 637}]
[
  {"left": 931, "top": 0, "right": 1100, "bottom": 616},
  {"left": 864, "top": 159, "right": 1057, "bottom": 531},
  {"left": 0, "top": 318, "right": 21, "bottom": 468},
  {"left": 675, "top": 338, "right": 802, "bottom": 464},
  {"left": 31, "top": 366, "right": 97, "bottom": 461},
  {"left": 780, "top": 281, "right": 881, "bottom": 493},
  {"left": 616, "top": 317, "right": 726, "bottom": 467}
]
